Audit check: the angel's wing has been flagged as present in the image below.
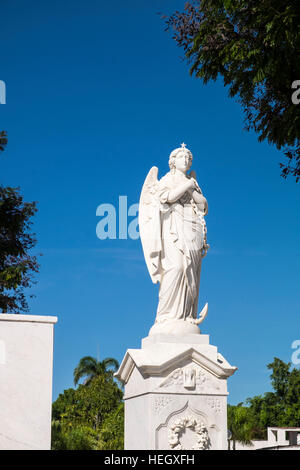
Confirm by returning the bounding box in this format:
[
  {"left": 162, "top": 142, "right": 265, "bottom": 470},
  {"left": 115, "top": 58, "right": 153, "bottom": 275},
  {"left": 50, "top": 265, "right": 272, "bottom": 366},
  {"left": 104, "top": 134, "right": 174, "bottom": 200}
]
[
  {"left": 139, "top": 167, "right": 161, "bottom": 283},
  {"left": 139, "top": 166, "right": 159, "bottom": 207},
  {"left": 159, "top": 368, "right": 183, "bottom": 388}
]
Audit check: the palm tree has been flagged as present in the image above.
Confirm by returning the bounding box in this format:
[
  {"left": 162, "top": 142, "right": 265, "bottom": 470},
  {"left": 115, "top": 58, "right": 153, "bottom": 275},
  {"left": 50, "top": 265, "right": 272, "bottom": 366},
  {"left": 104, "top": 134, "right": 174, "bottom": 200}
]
[
  {"left": 227, "top": 404, "right": 255, "bottom": 450},
  {"left": 73, "top": 356, "right": 119, "bottom": 386}
]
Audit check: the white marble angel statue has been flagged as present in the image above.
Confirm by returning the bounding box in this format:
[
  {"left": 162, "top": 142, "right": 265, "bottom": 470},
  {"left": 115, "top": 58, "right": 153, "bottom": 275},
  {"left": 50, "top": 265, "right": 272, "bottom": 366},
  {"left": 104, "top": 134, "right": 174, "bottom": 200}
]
[{"left": 139, "top": 143, "right": 209, "bottom": 335}]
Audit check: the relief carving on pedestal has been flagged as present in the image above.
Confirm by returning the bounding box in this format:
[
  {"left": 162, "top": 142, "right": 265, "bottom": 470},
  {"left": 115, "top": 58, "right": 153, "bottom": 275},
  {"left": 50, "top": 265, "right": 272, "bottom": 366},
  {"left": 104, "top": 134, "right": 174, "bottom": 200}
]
[
  {"left": 158, "top": 366, "right": 219, "bottom": 392},
  {"left": 206, "top": 397, "right": 221, "bottom": 413},
  {"left": 168, "top": 415, "right": 210, "bottom": 450},
  {"left": 153, "top": 396, "right": 175, "bottom": 415}
]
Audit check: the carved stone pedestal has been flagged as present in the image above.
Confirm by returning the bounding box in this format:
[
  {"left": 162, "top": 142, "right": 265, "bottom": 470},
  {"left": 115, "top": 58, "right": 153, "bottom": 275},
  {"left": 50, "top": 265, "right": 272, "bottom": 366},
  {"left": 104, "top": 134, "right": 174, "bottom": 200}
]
[{"left": 116, "top": 334, "right": 237, "bottom": 450}]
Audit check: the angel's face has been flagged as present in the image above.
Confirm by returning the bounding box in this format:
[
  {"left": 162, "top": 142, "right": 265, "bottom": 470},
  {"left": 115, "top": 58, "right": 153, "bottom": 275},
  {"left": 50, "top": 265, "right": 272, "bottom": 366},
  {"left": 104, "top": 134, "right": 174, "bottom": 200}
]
[{"left": 174, "top": 151, "right": 191, "bottom": 173}]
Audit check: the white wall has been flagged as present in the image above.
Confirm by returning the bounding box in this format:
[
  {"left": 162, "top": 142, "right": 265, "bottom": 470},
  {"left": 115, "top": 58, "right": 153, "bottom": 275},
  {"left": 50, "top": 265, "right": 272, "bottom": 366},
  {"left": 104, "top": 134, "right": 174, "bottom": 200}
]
[{"left": 0, "top": 314, "right": 57, "bottom": 450}]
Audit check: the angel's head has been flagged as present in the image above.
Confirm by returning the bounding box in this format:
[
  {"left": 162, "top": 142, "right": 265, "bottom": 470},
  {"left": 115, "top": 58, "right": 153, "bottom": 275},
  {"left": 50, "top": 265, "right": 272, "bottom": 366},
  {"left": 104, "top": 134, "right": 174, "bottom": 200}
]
[{"left": 169, "top": 143, "right": 193, "bottom": 173}]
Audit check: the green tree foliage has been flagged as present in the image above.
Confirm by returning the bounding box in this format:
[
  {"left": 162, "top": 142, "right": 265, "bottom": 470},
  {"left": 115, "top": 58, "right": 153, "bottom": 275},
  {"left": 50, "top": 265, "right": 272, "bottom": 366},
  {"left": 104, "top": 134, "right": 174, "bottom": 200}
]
[
  {"left": 98, "top": 403, "right": 124, "bottom": 450},
  {"left": 227, "top": 404, "right": 255, "bottom": 449},
  {"left": 52, "top": 373, "right": 123, "bottom": 450},
  {"left": 0, "top": 131, "right": 7, "bottom": 152},
  {"left": 229, "top": 358, "right": 300, "bottom": 443},
  {"left": 52, "top": 388, "right": 78, "bottom": 422},
  {"left": 54, "top": 375, "right": 122, "bottom": 428},
  {"left": 268, "top": 357, "right": 291, "bottom": 399},
  {"left": 165, "top": 0, "right": 300, "bottom": 181},
  {"left": 246, "top": 358, "right": 300, "bottom": 434},
  {"left": 0, "top": 133, "right": 39, "bottom": 313},
  {"left": 51, "top": 420, "right": 98, "bottom": 450},
  {"left": 73, "top": 355, "right": 119, "bottom": 386}
]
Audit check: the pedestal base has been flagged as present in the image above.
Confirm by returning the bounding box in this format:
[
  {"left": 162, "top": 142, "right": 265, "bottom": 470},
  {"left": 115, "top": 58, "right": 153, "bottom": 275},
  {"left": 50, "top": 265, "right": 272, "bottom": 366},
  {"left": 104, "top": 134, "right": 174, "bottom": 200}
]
[
  {"left": 149, "top": 319, "right": 201, "bottom": 336},
  {"left": 115, "top": 333, "right": 237, "bottom": 450}
]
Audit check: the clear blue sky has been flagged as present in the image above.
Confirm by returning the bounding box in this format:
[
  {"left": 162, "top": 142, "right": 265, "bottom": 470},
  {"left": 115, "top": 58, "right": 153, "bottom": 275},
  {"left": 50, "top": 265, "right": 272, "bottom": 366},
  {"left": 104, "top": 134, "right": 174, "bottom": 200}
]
[{"left": 1, "top": 0, "right": 299, "bottom": 405}]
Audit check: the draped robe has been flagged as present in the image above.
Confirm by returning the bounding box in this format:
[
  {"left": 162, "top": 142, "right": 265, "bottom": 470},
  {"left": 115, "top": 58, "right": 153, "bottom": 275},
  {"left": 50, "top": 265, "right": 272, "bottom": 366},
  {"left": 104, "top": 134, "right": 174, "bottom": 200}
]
[{"left": 148, "top": 171, "right": 207, "bottom": 324}]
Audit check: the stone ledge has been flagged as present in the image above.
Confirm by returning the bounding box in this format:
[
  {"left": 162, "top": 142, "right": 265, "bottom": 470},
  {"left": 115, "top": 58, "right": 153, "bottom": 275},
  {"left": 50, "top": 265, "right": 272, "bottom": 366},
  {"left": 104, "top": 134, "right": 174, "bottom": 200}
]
[
  {"left": 115, "top": 343, "right": 237, "bottom": 384},
  {"left": 142, "top": 334, "right": 210, "bottom": 348},
  {"left": 0, "top": 314, "right": 58, "bottom": 324}
]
